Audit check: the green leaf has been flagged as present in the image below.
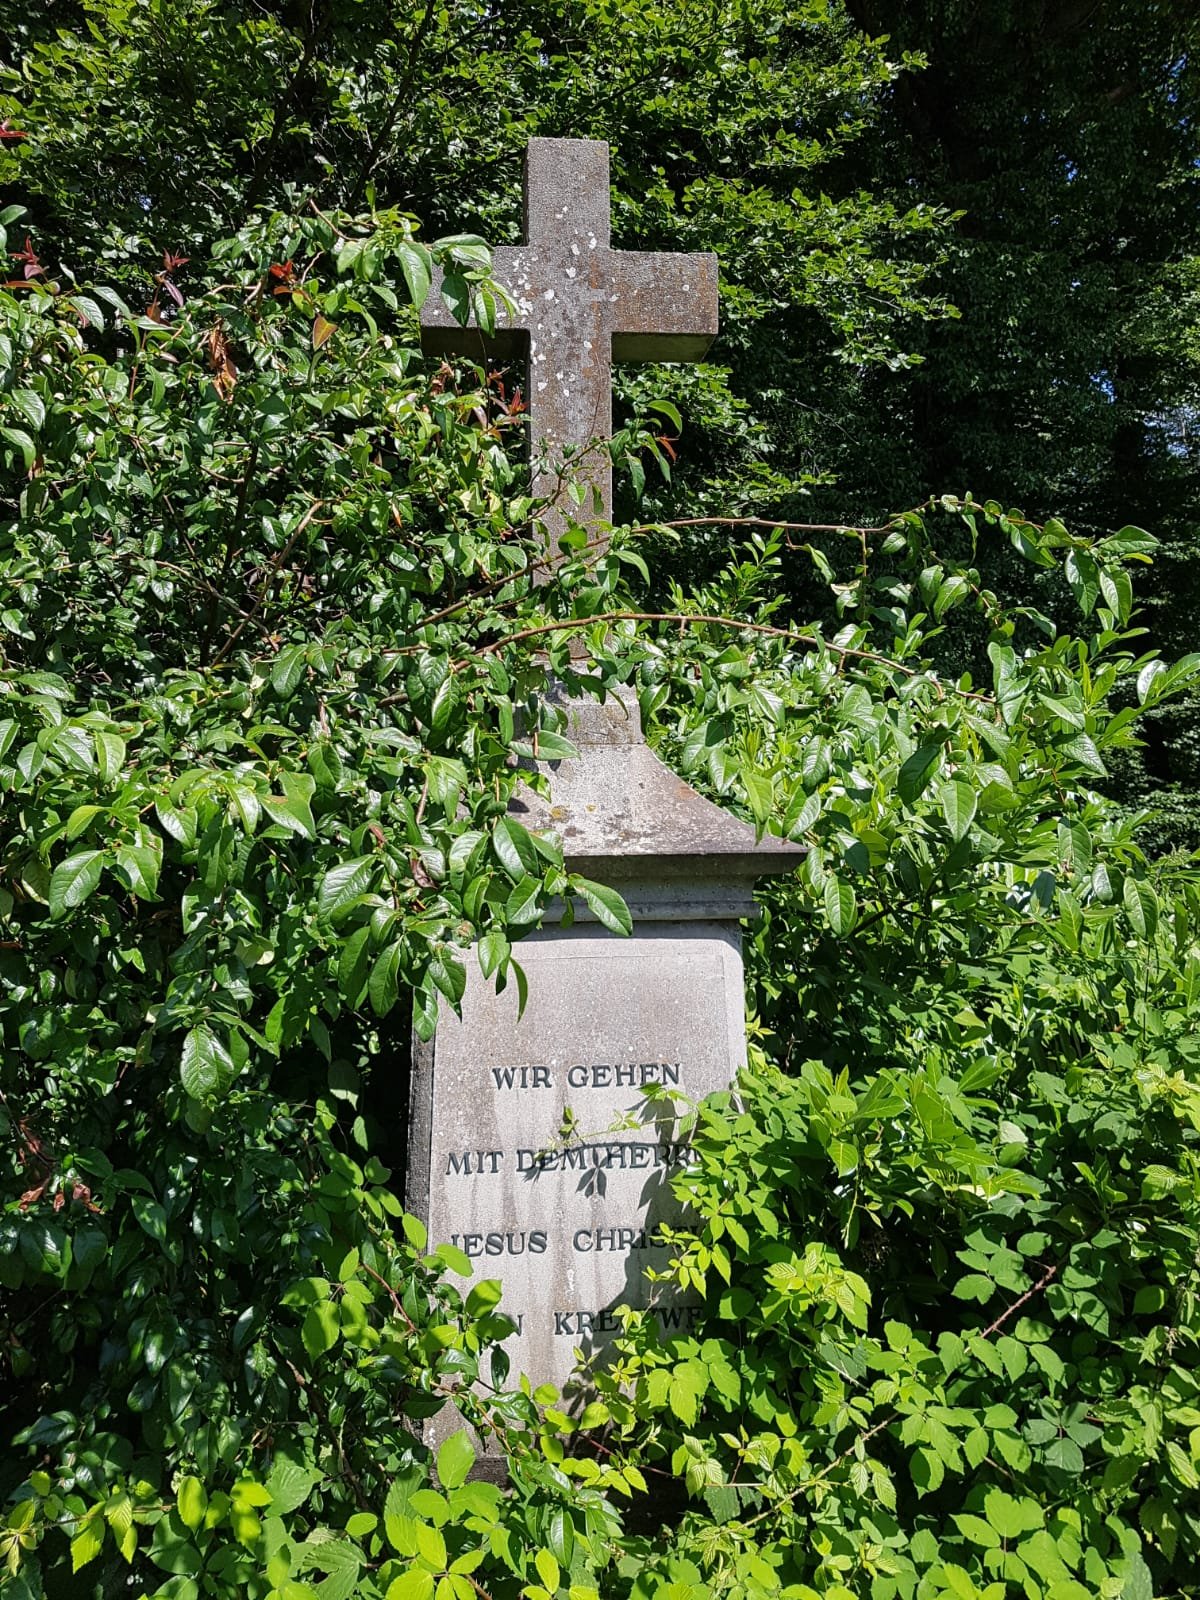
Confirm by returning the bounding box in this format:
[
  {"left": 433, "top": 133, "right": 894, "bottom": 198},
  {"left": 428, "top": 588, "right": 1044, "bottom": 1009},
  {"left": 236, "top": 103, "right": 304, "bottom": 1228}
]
[
  {"left": 337, "top": 924, "right": 372, "bottom": 1005},
  {"left": 1122, "top": 875, "right": 1158, "bottom": 939},
  {"left": 504, "top": 874, "right": 543, "bottom": 926},
  {"left": 415, "top": 1521, "right": 446, "bottom": 1569},
  {"left": 911, "top": 1447, "right": 944, "bottom": 1495},
  {"left": 897, "top": 742, "right": 942, "bottom": 804},
  {"left": 1102, "top": 524, "right": 1156, "bottom": 556},
  {"left": 534, "top": 1550, "right": 560, "bottom": 1593},
  {"left": 529, "top": 729, "right": 578, "bottom": 760},
  {"left": 271, "top": 644, "right": 307, "bottom": 697},
  {"left": 576, "top": 876, "right": 633, "bottom": 936},
  {"left": 647, "top": 398, "right": 682, "bottom": 430},
  {"left": 180, "top": 1026, "right": 234, "bottom": 1099},
  {"left": 67, "top": 293, "right": 106, "bottom": 329},
  {"left": 65, "top": 803, "right": 104, "bottom": 840},
  {"left": 0, "top": 426, "right": 36, "bottom": 470},
  {"left": 436, "top": 1431, "right": 475, "bottom": 1491},
  {"left": 953, "top": 1514, "right": 1000, "bottom": 1549},
  {"left": 95, "top": 730, "right": 126, "bottom": 780},
  {"left": 933, "top": 573, "right": 969, "bottom": 618},
  {"left": 429, "top": 950, "right": 466, "bottom": 1005},
  {"left": 1064, "top": 549, "right": 1099, "bottom": 614},
  {"left": 952, "top": 1273, "right": 994, "bottom": 1303},
  {"left": 1136, "top": 660, "right": 1166, "bottom": 704},
  {"left": 49, "top": 849, "right": 104, "bottom": 917},
  {"left": 545, "top": 1507, "right": 575, "bottom": 1566},
  {"left": 133, "top": 1194, "right": 168, "bottom": 1243},
  {"left": 1060, "top": 734, "right": 1106, "bottom": 777},
  {"left": 823, "top": 877, "right": 858, "bottom": 935},
  {"left": 784, "top": 787, "right": 822, "bottom": 838},
  {"left": 742, "top": 765, "right": 774, "bottom": 823},
  {"left": 434, "top": 1242, "right": 472, "bottom": 1276},
  {"left": 115, "top": 843, "right": 161, "bottom": 899},
  {"left": 984, "top": 1489, "right": 1043, "bottom": 1538},
  {"left": 10, "top": 387, "right": 45, "bottom": 432},
  {"left": 387, "top": 1570, "right": 435, "bottom": 1600},
  {"left": 71, "top": 1515, "right": 105, "bottom": 1572},
  {"left": 383, "top": 1470, "right": 422, "bottom": 1552},
  {"left": 440, "top": 272, "right": 471, "bottom": 325},
  {"left": 301, "top": 1299, "right": 341, "bottom": 1360},
  {"left": 318, "top": 857, "right": 376, "bottom": 919},
  {"left": 426, "top": 756, "right": 466, "bottom": 809},
  {"left": 667, "top": 1361, "right": 707, "bottom": 1426},
  {"left": 156, "top": 801, "right": 197, "bottom": 847},
  {"left": 1099, "top": 564, "right": 1132, "bottom": 621},
  {"left": 938, "top": 778, "right": 977, "bottom": 842},
  {"left": 398, "top": 242, "right": 433, "bottom": 309},
  {"left": 1043, "top": 1437, "right": 1085, "bottom": 1474},
  {"left": 262, "top": 788, "right": 316, "bottom": 839},
  {"left": 176, "top": 1477, "right": 207, "bottom": 1531},
  {"left": 369, "top": 942, "right": 404, "bottom": 1017},
  {"left": 264, "top": 1456, "right": 317, "bottom": 1516},
  {"left": 493, "top": 816, "right": 538, "bottom": 880},
  {"left": 477, "top": 929, "right": 509, "bottom": 979}
]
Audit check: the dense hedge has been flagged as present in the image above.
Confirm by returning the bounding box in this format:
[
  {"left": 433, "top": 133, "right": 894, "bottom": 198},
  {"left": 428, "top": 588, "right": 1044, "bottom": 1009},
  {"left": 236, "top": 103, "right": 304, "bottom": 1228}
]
[{"left": 2, "top": 183, "right": 1200, "bottom": 1600}]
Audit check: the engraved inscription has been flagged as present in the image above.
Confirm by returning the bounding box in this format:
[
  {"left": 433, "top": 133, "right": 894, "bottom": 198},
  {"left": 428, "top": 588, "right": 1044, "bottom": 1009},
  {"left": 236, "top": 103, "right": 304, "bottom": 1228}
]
[
  {"left": 423, "top": 929, "right": 747, "bottom": 1413},
  {"left": 515, "top": 1140, "right": 694, "bottom": 1173},
  {"left": 552, "top": 1304, "right": 700, "bottom": 1337},
  {"left": 491, "top": 1065, "right": 553, "bottom": 1090},
  {"left": 449, "top": 1230, "right": 548, "bottom": 1257},
  {"left": 572, "top": 1224, "right": 669, "bottom": 1252},
  {"left": 566, "top": 1062, "right": 680, "bottom": 1089},
  {"left": 444, "top": 1150, "right": 503, "bottom": 1175},
  {"left": 489, "top": 1061, "right": 681, "bottom": 1091}
]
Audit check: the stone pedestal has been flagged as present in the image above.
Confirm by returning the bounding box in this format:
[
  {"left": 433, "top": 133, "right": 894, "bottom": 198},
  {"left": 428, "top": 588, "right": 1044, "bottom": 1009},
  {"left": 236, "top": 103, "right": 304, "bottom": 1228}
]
[{"left": 407, "top": 690, "right": 799, "bottom": 1416}]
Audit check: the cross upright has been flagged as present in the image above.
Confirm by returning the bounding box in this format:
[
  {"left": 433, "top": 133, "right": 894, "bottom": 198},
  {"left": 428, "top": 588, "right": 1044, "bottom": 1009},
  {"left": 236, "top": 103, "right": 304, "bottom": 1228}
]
[{"left": 420, "top": 137, "right": 718, "bottom": 554}]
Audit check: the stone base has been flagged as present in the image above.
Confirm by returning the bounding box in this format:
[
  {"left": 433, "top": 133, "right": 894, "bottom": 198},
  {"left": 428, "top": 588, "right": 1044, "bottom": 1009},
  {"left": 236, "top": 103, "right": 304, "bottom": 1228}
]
[{"left": 406, "top": 686, "right": 800, "bottom": 1462}]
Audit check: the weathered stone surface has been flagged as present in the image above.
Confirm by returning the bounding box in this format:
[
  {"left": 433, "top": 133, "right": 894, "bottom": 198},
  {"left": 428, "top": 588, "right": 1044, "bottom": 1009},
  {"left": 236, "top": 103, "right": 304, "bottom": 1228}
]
[
  {"left": 409, "top": 920, "right": 747, "bottom": 1410},
  {"left": 420, "top": 137, "right": 718, "bottom": 543},
  {"left": 407, "top": 689, "right": 801, "bottom": 1426},
  {"left": 510, "top": 687, "right": 797, "bottom": 908}
]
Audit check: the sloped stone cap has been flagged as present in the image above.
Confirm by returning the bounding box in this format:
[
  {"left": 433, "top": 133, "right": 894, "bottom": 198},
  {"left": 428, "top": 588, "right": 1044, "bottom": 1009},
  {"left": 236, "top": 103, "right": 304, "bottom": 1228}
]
[{"left": 508, "top": 687, "right": 802, "bottom": 908}]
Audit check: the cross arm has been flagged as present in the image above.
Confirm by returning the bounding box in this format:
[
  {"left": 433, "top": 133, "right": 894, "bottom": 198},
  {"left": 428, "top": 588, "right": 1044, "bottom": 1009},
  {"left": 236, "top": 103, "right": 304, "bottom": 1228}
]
[
  {"left": 610, "top": 250, "right": 719, "bottom": 362},
  {"left": 418, "top": 250, "right": 528, "bottom": 360}
]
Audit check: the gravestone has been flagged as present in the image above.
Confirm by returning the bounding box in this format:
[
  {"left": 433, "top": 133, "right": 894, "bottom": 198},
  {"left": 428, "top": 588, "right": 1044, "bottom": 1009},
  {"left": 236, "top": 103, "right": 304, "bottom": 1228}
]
[{"left": 412, "top": 138, "right": 800, "bottom": 1413}]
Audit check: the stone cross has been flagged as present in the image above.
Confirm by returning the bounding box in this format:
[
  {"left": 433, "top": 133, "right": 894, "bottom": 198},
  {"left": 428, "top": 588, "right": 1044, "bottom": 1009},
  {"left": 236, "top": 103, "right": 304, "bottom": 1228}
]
[
  {"left": 420, "top": 137, "right": 718, "bottom": 546},
  {"left": 408, "top": 138, "right": 802, "bottom": 1454}
]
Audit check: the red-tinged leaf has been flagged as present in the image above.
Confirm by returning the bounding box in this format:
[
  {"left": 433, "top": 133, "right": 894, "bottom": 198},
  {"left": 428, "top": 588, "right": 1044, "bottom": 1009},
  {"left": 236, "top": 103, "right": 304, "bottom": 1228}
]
[
  {"left": 206, "top": 320, "right": 237, "bottom": 401},
  {"left": 18, "top": 1178, "right": 51, "bottom": 1211}
]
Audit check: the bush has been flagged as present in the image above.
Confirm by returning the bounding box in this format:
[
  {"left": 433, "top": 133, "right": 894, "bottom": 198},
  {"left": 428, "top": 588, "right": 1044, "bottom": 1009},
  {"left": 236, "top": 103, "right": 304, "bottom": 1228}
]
[{"left": 3, "top": 196, "right": 1200, "bottom": 1599}]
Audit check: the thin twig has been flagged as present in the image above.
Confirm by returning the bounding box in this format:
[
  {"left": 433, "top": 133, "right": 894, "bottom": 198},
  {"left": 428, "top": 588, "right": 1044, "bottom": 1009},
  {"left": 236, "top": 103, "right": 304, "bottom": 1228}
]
[
  {"left": 348, "top": 0, "right": 440, "bottom": 205},
  {"left": 201, "top": 438, "right": 259, "bottom": 665},
  {"left": 465, "top": 610, "right": 988, "bottom": 700},
  {"left": 641, "top": 516, "right": 898, "bottom": 537},
  {"left": 210, "top": 499, "right": 325, "bottom": 665},
  {"left": 361, "top": 1260, "right": 416, "bottom": 1330}
]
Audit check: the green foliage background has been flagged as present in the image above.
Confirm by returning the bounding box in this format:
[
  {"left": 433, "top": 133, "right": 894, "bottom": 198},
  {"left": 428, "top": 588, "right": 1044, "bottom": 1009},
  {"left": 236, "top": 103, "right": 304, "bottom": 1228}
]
[{"left": 2, "top": 3, "right": 1200, "bottom": 1600}]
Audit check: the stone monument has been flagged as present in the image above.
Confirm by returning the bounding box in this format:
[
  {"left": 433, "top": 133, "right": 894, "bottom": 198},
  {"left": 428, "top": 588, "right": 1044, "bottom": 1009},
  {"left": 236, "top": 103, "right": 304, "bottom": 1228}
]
[{"left": 411, "top": 138, "right": 799, "bottom": 1411}]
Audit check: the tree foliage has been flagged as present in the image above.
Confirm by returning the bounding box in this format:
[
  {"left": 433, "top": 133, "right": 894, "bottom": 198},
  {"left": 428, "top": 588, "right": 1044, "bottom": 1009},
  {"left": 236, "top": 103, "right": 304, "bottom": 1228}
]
[
  {"left": 2, "top": 4, "right": 1200, "bottom": 1600},
  {"left": 828, "top": 0, "right": 1200, "bottom": 846}
]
